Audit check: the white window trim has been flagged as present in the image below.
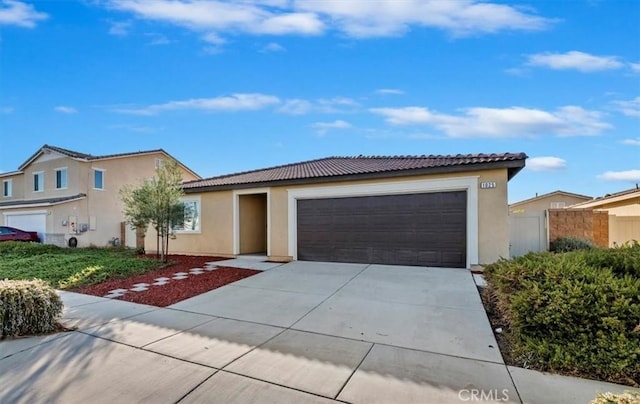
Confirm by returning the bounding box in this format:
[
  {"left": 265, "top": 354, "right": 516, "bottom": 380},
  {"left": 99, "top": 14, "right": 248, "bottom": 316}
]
[
  {"left": 93, "top": 168, "right": 105, "bottom": 190},
  {"left": 55, "top": 167, "right": 68, "bottom": 190},
  {"left": 33, "top": 171, "right": 44, "bottom": 193},
  {"left": 174, "top": 195, "right": 202, "bottom": 234},
  {"left": 286, "top": 176, "right": 479, "bottom": 268},
  {"left": 2, "top": 179, "right": 12, "bottom": 197},
  {"left": 233, "top": 188, "right": 271, "bottom": 256}
]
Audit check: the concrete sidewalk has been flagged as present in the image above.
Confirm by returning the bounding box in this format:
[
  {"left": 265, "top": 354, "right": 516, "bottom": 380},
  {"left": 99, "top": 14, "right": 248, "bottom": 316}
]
[{"left": 1, "top": 262, "right": 637, "bottom": 403}]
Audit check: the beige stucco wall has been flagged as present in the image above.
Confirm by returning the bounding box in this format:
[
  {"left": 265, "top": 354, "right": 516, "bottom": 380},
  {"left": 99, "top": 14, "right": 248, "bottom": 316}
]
[
  {"left": 510, "top": 194, "right": 591, "bottom": 214},
  {"left": 163, "top": 167, "right": 513, "bottom": 266},
  {"left": 1, "top": 173, "right": 25, "bottom": 200},
  {"left": 1, "top": 151, "right": 199, "bottom": 248},
  {"left": 149, "top": 191, "right": 235, "bottom": 257}
]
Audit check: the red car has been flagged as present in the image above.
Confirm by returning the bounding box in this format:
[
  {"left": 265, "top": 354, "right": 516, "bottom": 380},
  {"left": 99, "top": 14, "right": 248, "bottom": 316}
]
[{"left": 0, "top": 226, "right": 41, "bottom": 243}]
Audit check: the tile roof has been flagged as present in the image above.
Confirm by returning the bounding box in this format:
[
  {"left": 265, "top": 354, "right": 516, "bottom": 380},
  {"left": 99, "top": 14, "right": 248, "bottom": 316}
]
[
  {"left": 183, "top": 153, "right": 527, "bottom": 190},
  {"left": 0, "top": 193, "right": 87, "bottom": 208},
  {"left": 569, "top": 186, "right": 640, "bottom": 208},
  {"left": 510, "top": 190, "right": 593, "bottom": 207},
  {"left": 17, "top": 144, "right": 201, "bottom": 179}
]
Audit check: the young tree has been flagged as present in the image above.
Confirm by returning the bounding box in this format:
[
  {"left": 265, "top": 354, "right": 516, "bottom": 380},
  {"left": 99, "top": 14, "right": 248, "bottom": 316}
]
[{"left": 120, "top": 160, "right": 190, "bottom": 262}]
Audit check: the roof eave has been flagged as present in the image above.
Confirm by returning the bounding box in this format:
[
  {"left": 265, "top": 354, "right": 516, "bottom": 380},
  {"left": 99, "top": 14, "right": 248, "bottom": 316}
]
[
  {"left": 0, "top": 194, "right": 87, "bottom": 210},
  {"left": 184, "top": 159, "right": 526, "bottom": 193}
]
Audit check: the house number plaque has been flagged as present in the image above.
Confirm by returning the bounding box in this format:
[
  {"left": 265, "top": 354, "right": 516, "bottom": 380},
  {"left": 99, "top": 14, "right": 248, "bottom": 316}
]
[{"left": 480, "top": 182, "right": 497, "bottom": 189}]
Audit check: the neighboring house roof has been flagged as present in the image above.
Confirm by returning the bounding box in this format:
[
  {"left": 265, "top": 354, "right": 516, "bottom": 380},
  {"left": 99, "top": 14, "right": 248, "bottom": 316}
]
[
  {"left": 0, "top": 193, "right": 87, "bottom": 209},
  {"left": 17, "top": 144, "right": 201, "bottom": 179},
  {"left": 509, "top": 190, "right": 593, "bottom": 208},
  {"left": 569, "top": 186, "right": 640, "bottom": 209},
  {"left": 183, "top": 153, "right": 527, "bottom": 192}
]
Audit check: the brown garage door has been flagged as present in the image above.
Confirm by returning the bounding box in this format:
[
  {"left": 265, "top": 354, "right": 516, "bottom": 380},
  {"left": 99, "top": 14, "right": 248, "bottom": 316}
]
[{"left": 297, "top": 191, "right": 467, "bottom": 268}]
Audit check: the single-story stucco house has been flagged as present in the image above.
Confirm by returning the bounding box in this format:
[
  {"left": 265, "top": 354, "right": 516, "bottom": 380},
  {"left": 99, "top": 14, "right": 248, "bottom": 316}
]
[{"left": 154, "top": 153, "right": 527, "bottom": 269}]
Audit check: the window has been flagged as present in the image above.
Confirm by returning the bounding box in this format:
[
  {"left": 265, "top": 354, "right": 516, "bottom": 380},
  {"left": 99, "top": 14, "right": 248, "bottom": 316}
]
[
  {"left": 55, "top": 168, "right": 67, "bottom": 189},
  {"left": 2, "top": 179, "right": 11, "bottom": 197},
  {"left": 155, "top": 158, "right": 165, "bottom": 169},
  {"left": 173, "top": 197, "right": 200, "bottom": 232},
  {"left": 93, "top": 169, "right": 104, "bottom": 190},
  {"left": 550, "top": 202, "right": 566, "bottom": 209},
  {"left": 33, "top": 172, "right": 44, "bottom": 192}
]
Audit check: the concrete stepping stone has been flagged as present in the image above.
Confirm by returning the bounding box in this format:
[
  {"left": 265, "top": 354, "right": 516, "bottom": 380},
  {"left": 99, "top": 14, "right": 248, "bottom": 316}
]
[
  {"left": 189, "top": 268, "right": 204, "bottom": 275},
  {"left": 174, "top": 272, "right": 188, "bottom": 276},
  {"left": 130, "top": 286, "right": 149, "bottom": 292},
  {"left": 152, "top": 280, "right": 170, "bottom": 286},
  {"left": 103, "top": 291, "right": 126, "bottom": 299},
  {"left": 132, "top": 283, "right": 150, "bottom": 288},
  {"left": 204, "top": 266, "right": 218, "bottom": 271},
  {"left": 154, "top": 277, "right": 171, "bottom": 282},
  {"left": 172, "top": 274, "right": 188, "bottom": 280}
]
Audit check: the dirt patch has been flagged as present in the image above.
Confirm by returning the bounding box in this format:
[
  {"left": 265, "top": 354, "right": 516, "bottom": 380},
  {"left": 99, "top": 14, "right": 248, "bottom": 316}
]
[{"left": 72, "top": 255, "right": 260, "bottom": 307}]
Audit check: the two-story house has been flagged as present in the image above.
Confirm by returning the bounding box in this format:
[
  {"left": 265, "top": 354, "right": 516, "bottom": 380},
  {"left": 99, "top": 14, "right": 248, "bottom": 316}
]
[{"left": 0, "top": 145, "right": 200, "bottom": 248}]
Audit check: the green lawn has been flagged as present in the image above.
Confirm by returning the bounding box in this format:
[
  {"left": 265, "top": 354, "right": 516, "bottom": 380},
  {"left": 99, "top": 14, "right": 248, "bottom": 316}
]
[{"left": 0, "top": 242, "right": 163, "bottom": 289}]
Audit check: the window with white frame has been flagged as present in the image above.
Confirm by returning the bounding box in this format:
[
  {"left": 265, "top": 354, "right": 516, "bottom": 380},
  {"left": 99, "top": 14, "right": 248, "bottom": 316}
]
[
  {"left": 173, "top": 197, "right": 200, "bottom": 232},
  {"left": 93, "top": 169, "right": 104, "bottom": 190},
  {"left": 33, "top": 172, "right": 44, "bottom": 192},
  {"left": 155, "top": 158, "right": 165, "bottom": 169},
  {"left": 550, "top": 202, "right": 566, "bottom": 209},
  {"left": 2, "top": 179, "right": 11, "bottom": 197},
  {"left": 55, "top": 168, "right": 68, "bottom": 189}
]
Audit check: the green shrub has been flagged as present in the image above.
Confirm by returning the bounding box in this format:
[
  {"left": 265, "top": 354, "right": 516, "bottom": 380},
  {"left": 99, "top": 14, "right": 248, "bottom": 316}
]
[
  {"left": 0, "top": 241, "right": 62, "bottom": 257},
  {"left": 550, "top": 236, "right": 595, "bottom": 252},
  {"left": 574, "top": 241, "right": 640, "bottom": 278},
  {"left": 484, "top": 248, "right": 640, "bottom": 386},
  {"left": 591, "top": 391, "right": 640, "bottom": 404},
  {"left": 0, "top": 279, "right": 63, "bottom": 338}
]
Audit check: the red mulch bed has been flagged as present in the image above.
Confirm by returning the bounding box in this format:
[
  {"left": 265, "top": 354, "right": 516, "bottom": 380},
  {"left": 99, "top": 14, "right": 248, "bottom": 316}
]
[{"left": 72, "top": 255, "right": 260, "bottom": 307}]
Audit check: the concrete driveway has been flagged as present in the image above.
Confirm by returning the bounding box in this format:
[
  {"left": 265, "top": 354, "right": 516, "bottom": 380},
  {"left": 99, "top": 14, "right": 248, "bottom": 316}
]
[{"left": 1, "top": 261, "right": 634, "bottom": 403}]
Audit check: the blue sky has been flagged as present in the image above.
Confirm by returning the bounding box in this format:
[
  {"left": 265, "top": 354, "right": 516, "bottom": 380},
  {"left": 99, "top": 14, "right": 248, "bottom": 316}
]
[{"left": 0, "top": 0, "right": 638, "bottom": 203}]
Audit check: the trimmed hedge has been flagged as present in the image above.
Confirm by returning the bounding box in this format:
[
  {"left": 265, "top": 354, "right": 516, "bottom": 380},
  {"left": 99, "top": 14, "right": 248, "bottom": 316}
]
[
  {"left": 591, "top": 391, "right": 640, "bottom": 404},
  {"left": 550, "top": 236, "right": 595, "bottom": 253},
  {"left": 484, "top": 244, "right": 640, "bottom": 386},
  {"left": 1, "top": 279, "right": 63, "bottom": 338}
]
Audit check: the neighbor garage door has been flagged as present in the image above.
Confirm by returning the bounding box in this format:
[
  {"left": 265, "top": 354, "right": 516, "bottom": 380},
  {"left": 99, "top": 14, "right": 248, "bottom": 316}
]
[
  {"left": 5, "top": 213, "right": 47, "bottom": 242},
  {"left": 297, "top": 191, "right": 467, "bottom": 268}
]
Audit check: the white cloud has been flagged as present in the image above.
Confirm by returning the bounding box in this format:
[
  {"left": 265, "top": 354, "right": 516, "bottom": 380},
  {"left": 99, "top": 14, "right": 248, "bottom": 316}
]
[
  {"left": 54, "top": 106, "right": 78, "bottom": 114},
  {"left": 114, "top": 93, "right": 280, "bottom": 115},
  {"left": 312, "top": 119, "right": 352, "bottom": 135},
  {"left": 526, "top": 51, "right": 624, "bottom": 72},
  {"left": 611, "top": 96, "right": 640, "bottom": 117},
  {"left": 597, "top": 170, "right": 640, "bottom": 182},
  {"left": 109, "top": 0, "right": 324, "bottom": 37},
  {"left": 622, "top": 138, "right": 640, "bottom": 146},
  {"left": 145, "top": 32, "right": 172, "bottom": 45},
  {"left": 370, "top": 105, "right": 611, "bottom": 138},
  {"left": 296, "top": 0, "right": 553, "bottom": 37},
  {"left": 0, "top": 106, "right": 14, "bottom": 114},
  {"left": 108, "top": 20, "right": 131, "bottom": 36},
  {"left": 376, "top": 88, "right": 404, "bottom": 95},
  {"left": 277, "top": 97, "right": 359, "bottom": 115},
  {"left": 630, "top": 62, "right": 640, "bottom": 73},
  {"left": 260, "top": 42, "right": 286, "bottom": 52},
  {"left": 277, "top": 99, "right": 313, "bottom": 115},
  {"left": 106, "top": 0, "right": 552, "bottom": 40},
  {"left": 527, "top": 156, "right": 567, "bottom": 172},
  {"left": 0, "top": 0, "right": 47, "bottom": 28}
]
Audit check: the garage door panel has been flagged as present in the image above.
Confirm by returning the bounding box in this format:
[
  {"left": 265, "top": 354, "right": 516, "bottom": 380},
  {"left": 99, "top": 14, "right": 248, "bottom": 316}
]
[{"left": 297, "top": 191, "right": 467, "bottom": 268}]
